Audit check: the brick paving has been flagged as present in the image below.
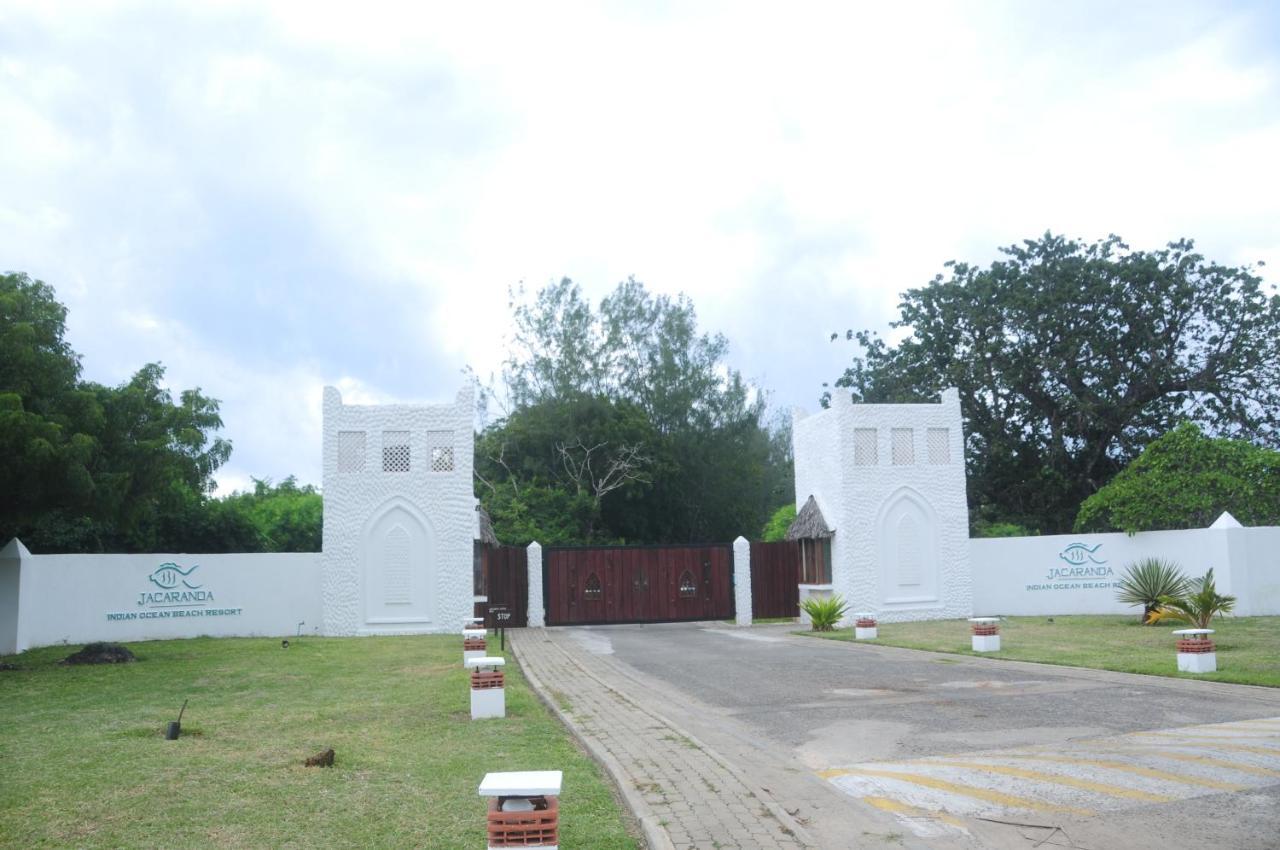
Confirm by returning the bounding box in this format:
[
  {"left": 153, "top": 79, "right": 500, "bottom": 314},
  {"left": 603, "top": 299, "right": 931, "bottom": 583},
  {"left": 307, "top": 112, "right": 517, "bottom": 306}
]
[{"left": 512, "top": 628, "right": 813, "bottom": 850}]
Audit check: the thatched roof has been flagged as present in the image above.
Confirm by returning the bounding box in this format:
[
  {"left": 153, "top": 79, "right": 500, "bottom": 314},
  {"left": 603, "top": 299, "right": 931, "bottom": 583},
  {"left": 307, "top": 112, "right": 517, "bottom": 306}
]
[
  {"left": 785, "top": 495, "right": 833, "bottom": 540},
  {"left": 476, "top": 504, "right": 500, "bottom": 547}
]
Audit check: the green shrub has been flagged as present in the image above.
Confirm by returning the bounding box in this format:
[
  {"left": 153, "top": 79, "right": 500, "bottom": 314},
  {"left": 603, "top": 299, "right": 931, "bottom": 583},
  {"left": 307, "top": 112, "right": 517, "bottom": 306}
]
[
  {"left": 1115, "top": 558, "right": 1189, "bottom": 624},
  {"left": 1149, "top": 568, "right": 1236, "bottom": 629},
  {"left": 760, "top": 504, "right": 796, "bottom": 542},
  {"left": 801, "top": 594, "right": 848, "bottom": 631}
]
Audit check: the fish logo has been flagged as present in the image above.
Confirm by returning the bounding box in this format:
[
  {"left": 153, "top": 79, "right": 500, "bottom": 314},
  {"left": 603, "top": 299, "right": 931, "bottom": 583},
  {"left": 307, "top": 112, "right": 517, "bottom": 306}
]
[
  {"left": 149, "top": 562, "right": 202, "bottom": 590},
  {"left": 1058, "top": 543, "right": 1106, "bottom": 566}
]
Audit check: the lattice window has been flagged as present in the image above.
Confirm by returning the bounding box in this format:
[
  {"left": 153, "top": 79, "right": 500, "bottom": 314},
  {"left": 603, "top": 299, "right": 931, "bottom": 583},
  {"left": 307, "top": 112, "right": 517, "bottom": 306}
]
[
  {"left": 678, "top": 569, "right": 697, "bottom": 598},
  {"left": 927, "top": 428, "right": 950, "bottom": 465},
  {"left": 583, "top": 572, "right": 602, "bottom": 600},
  {"left": 383, "top": 525, "right": 411, "bottom": 604},
  {"left": 338, "top": 431, "right": 366, "bottom": 473},
  {"left": 428, "top": 430, "right": 454, "bottom": 473},
  {"left": 382, "top": 431, "right": 411, "bottom": 472},
  {"left": 891, "top": 428, "right": 914, "bottom": 465},
  {"left": 853, "top": 428, "right": 878, "bottom": 466}
]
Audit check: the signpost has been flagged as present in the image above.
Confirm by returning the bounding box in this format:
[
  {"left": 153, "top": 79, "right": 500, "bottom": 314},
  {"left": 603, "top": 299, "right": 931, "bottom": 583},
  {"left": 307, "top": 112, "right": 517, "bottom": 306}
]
[{"left": 488, "top": 605, "right": 512, "bottom": 651}]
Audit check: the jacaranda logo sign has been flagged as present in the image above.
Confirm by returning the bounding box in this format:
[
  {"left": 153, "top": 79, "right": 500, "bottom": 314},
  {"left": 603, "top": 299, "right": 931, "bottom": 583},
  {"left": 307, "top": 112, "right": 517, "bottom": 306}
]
[
  {"left": 106, "top": 561, "right": 242, "bottom": 622},
  {"left": 138, "top": 562, "right": 215, "bottom": 607},
  {"left": 1044, "top": 543, "right": 1112, "bottom": 581}
]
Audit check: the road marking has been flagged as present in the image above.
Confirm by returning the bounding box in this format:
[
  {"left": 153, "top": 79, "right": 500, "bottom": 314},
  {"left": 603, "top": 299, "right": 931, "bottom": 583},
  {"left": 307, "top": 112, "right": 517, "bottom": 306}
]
[
  {"left": 1001, "top": 753, "right": 1246, "bottom": 791},
  {"left": 1106, "top": 747, "right": 1280, "bottom": 778},
  {"left": 863, "top": 796, "right": 971, "bottom": 835},
  {"left": 823, "top": 767, "right": 1094, "bottom": 816},
  {"left": 924, "top": 759, "right": 1174, "bottom": 802},
  {"left": 1124, "top": 736, "right": 1280, "bottom": 759}
]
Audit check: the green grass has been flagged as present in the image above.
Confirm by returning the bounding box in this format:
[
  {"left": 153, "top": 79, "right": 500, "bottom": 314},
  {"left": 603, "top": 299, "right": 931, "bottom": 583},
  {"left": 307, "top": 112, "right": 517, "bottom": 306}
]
[
  {"left": 799, "top": 615, "right": 1280, "bottom": 688},
  {"left": 0, "top": 636, "right": 639, "bottom": 849},
  {"left": 722, "top": 617, "right": 797, "bottom": 625}
]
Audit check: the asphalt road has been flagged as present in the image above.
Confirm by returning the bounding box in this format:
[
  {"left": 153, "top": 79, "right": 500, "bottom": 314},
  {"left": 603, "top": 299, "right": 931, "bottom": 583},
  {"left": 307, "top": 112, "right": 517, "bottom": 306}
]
[{"left": 560, "top": 621, "right": 1280, "bottom": 849}]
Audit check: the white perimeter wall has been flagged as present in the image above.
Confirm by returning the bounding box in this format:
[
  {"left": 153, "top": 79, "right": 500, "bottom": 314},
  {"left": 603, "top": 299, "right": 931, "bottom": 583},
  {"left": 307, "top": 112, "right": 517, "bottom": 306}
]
[
  {"left": 1, "top": 543, "right": 321, "bottom": 654},
  {"left": 971, "top": 526, "right": 1280, "bottom": 617}
]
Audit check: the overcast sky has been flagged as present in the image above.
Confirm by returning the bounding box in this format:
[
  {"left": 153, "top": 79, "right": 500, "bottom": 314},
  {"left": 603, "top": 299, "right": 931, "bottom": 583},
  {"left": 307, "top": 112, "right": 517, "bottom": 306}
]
[{"left": 3, "top": 1, "right": 1277, "bottom": 495}]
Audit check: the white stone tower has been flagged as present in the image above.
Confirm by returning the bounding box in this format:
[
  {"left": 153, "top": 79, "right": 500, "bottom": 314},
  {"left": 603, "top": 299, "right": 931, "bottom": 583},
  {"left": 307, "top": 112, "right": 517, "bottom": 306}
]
[
  {"left": 320, "top": 385, "right": 475, "bottom": 635},
  {"left": 792, "top": 388, "right": 972, "bottom": 623}
]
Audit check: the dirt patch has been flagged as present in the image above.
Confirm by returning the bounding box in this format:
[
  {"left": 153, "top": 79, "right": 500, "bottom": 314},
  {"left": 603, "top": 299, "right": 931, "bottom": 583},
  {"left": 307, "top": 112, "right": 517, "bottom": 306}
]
[{"left": 61, "top": 643, "right": 137, "bottom": 665}]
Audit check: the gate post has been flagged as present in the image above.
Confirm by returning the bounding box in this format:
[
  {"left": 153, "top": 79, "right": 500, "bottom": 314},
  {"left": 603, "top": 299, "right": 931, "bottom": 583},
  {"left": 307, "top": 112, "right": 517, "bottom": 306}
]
[
  {"left": 733, "top": 536, "right": 752, "bottom": 626},
  {"left": 527, "top": 541, "right": 545, "bottom": 628}
]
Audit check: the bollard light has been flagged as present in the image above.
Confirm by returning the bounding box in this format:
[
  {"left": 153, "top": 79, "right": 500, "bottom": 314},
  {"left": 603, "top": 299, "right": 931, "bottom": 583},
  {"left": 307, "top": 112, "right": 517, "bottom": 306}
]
[
  {"left": 969, "top": 617, "right": 1001, "bottom": 652},
  {"left": 854, "top": 612, "right": 878, "bottom": 640},
  {"left": 463, "top": 628, "right": 487, "bottom": 666},
  {"left": 465, "top": 656, "right": 506, "bottom": 719},
  {"left": 1173, "top": 628, "right": 1216, "bottom": 674},
  {"left": 479, "top": 770, "right": 562, "bottom": 849}
]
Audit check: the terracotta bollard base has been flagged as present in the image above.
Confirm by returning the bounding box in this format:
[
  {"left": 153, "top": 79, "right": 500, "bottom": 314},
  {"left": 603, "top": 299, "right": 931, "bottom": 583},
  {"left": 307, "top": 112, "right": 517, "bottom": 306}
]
[
  {"left": 854, "top": 618, "right": 878, "bottom": 640},
  {"left": 487, "top": 795, "right": 558, "bottom": 849}
]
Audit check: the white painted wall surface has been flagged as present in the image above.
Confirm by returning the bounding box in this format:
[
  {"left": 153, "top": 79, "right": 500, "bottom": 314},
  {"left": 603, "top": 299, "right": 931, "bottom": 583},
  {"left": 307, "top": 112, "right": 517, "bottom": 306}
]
[
  {"left": 970, "top": 524, "right": 1280, "bottom": 617},
  {"left": 3, "top": 549, "right": 321, "bottom": 653},
  {"left": 794, "top": 389, "right": 972, "bottom": 623},
  {"left": 321, "top": 385, "right": 475, "bottom": 635},
  {"left": 733, "top": 536, "right": 752, "bottom": 626}
]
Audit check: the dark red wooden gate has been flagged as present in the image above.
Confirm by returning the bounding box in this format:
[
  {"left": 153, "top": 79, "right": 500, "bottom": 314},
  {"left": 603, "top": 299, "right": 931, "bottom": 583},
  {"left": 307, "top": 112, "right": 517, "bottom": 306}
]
[
  {"left": 750, "top": 540, "right": 801, "bottom": 619},
  {"left": 475, "top": 544, "right": 528, "bottom": 627},
  {"left": 545, "top": 544, "right": 735, "bottom": 626}
]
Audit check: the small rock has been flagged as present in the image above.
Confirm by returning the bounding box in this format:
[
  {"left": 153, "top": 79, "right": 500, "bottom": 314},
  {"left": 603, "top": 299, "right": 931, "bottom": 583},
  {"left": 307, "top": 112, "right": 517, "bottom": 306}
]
[
  {"left": 305, "top": 748, "right": 335, "bottom": 768},
  {"left": 62, "top": 642, "right": 136, "bottom": 665}
]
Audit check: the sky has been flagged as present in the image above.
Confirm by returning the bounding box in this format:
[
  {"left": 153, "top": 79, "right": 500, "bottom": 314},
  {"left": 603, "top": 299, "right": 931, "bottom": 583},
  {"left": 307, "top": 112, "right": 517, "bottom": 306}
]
[{"left": 2, "top": 0, "right": 1278, "bottom": 495}]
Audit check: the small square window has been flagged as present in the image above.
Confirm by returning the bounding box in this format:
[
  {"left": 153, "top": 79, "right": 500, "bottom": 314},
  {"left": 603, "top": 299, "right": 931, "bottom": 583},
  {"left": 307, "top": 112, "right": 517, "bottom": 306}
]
[
  {"left": 891, "top": 428, "right": 914, "bottom": 465},
  {"left": 382, "top": 431, "right": 411, "bottom": 473},
  {"left": 853, "top": 429, "right": 877, "bottom": 466},
  {"left": 428, "top": 430, "right": 455, "bottom": 473},
  {"left": 338, "top": 431, "right": 366, "bottom": 473}
]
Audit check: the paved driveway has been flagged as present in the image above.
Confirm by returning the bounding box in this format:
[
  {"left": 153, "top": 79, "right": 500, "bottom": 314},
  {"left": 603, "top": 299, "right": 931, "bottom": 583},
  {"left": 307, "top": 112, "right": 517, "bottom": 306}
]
[{"left": 564, "top": 622, "right": 1280, "bottom": 849}]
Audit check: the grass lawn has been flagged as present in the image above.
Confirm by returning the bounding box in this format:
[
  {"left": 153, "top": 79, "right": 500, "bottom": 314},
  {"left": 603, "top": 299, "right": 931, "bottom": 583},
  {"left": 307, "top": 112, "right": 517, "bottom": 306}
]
[
  {"left": 0, "top": 635, "right": 639, "bottom": 849},
  {"left": 799, "top": 615, "right": 1280, "bottom": 688}
]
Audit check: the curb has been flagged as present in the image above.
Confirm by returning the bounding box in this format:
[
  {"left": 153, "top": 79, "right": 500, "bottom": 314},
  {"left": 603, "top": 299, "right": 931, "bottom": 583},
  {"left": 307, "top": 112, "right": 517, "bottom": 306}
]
[{"left": 511, "top": 633, "right": 675, "bottom": 850}]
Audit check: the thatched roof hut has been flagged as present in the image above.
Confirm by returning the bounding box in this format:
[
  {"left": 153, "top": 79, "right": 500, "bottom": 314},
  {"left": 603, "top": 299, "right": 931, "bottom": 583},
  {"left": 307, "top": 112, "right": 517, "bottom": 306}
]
[
  {"left": 475, "top": 504, "right": 500, "bottom": 547},
  {"left": 785, "top": 495, "right": 833, "bottom": 540}
]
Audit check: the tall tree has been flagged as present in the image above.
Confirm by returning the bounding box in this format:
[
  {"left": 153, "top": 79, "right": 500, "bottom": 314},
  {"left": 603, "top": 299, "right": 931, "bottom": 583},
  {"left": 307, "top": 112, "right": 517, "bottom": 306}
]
[
  {"left": 479, "top": 278, "right": 785, "bottom": 544},
  {"left": 829, "top": 234, "right": 1280, "bottom": 533}
]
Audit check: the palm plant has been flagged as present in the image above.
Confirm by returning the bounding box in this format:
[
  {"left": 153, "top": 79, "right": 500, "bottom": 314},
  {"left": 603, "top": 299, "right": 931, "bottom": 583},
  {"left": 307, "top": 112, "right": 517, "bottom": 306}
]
[
  {"left": 1115, "top": 558, "right": 1189, "bottom": 624},
  {"left": 1147, "top": 568, "right": 1236, "bottom": 629},
  {"left": 801, "top": 594, "right": 849, "bottom": 631}
]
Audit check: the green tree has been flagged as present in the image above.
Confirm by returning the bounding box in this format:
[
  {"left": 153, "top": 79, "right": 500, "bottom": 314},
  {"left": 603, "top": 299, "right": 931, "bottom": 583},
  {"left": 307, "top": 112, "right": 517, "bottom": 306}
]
[
  {"left": 1, "top": 272, "right": 247, "bottom": 553},
  {"left": 829, "top": 234, "right": 1280, "bottom": 533},
  {"left": 1076, "top": 423, "right": 1280, "bottom": 533},
  {"left": 479, "top": 278, "right": 786, "bottom": 544},
  {"left": 221, "top": 476, "right": 322, "bottom": 552},
  {"left": 760, "top": 503, "right": 796, "bottom": 542}
]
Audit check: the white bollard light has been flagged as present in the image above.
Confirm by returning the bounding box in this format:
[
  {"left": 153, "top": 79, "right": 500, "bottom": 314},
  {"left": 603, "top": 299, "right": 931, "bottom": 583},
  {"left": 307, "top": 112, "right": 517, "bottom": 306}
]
[
  {"left": 479, "top": 770, "right": 562, "bottom": 849},
  {"left": 463, "top": 628, "right": 487, "bottom": 666},
  {"left": 854, "top": 612, "right": 878, "bottom": 640},
  {"left": 969, "top": 617, "right": 1001, "bottom": 652},
  {"left": 1173, "top": 628, "right": 1217, "bottom": 673},
  {"left": 466, "top": 656, "right": 507, "bottom": 720}
]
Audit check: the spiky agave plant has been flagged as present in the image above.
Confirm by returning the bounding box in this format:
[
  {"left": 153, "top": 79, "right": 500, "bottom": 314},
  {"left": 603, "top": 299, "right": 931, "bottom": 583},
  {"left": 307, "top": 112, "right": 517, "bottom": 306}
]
[
  {"left": 801, "top": 594, "right": 849, "bottom": 631},
  {"left": 1147, "top": 568, "right": 1236, "bottom": 629},
  {"left": 1115, "top": 558, "right": 1189, "bottom": 624}
]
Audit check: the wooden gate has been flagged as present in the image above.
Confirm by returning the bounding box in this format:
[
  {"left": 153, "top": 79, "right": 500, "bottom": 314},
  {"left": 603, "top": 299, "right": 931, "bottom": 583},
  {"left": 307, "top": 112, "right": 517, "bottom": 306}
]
[
  {"left": 544, "top": 544, "right": 735, "bottom": 626},
  {"left": 750, "top": 540, "right": 801, "bottom": 619},
  {"left": 474, "top": 544, "right": 528, "bottom": 627}
]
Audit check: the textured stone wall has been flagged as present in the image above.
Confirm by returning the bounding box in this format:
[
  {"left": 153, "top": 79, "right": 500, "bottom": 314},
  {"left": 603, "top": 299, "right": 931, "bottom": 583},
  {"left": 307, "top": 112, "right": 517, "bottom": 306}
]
[
  {"left": 793, "top": 389, "right": 972, "bottom": 623},
  {"left": 321, "top": 385, "right": 475, "bottom": 635},
  {"left": 526, "top": 541, "right": 545, "bottom": 627}
]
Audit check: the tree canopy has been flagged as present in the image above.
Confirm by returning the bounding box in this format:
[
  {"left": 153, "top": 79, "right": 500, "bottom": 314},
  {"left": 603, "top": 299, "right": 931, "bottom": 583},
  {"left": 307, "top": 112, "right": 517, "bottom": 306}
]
[
  {"left": 1075, "top": 422, "right": 1280, "bottom": 533},
  {"left": 829, "top": 234, "right": 1280, "bottom": 533},
  {"left": 1, "top": 271, "right": 319, "bottom": 553},
  {"left": 476, "top": 278, "right": 792, "bottom": 545}
]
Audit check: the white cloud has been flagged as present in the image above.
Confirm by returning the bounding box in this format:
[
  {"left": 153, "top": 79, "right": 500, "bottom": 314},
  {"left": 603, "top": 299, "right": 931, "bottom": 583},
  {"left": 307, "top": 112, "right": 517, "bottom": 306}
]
[{"left": 1, "top": 0, "right": 1276, "bottom": 492}]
